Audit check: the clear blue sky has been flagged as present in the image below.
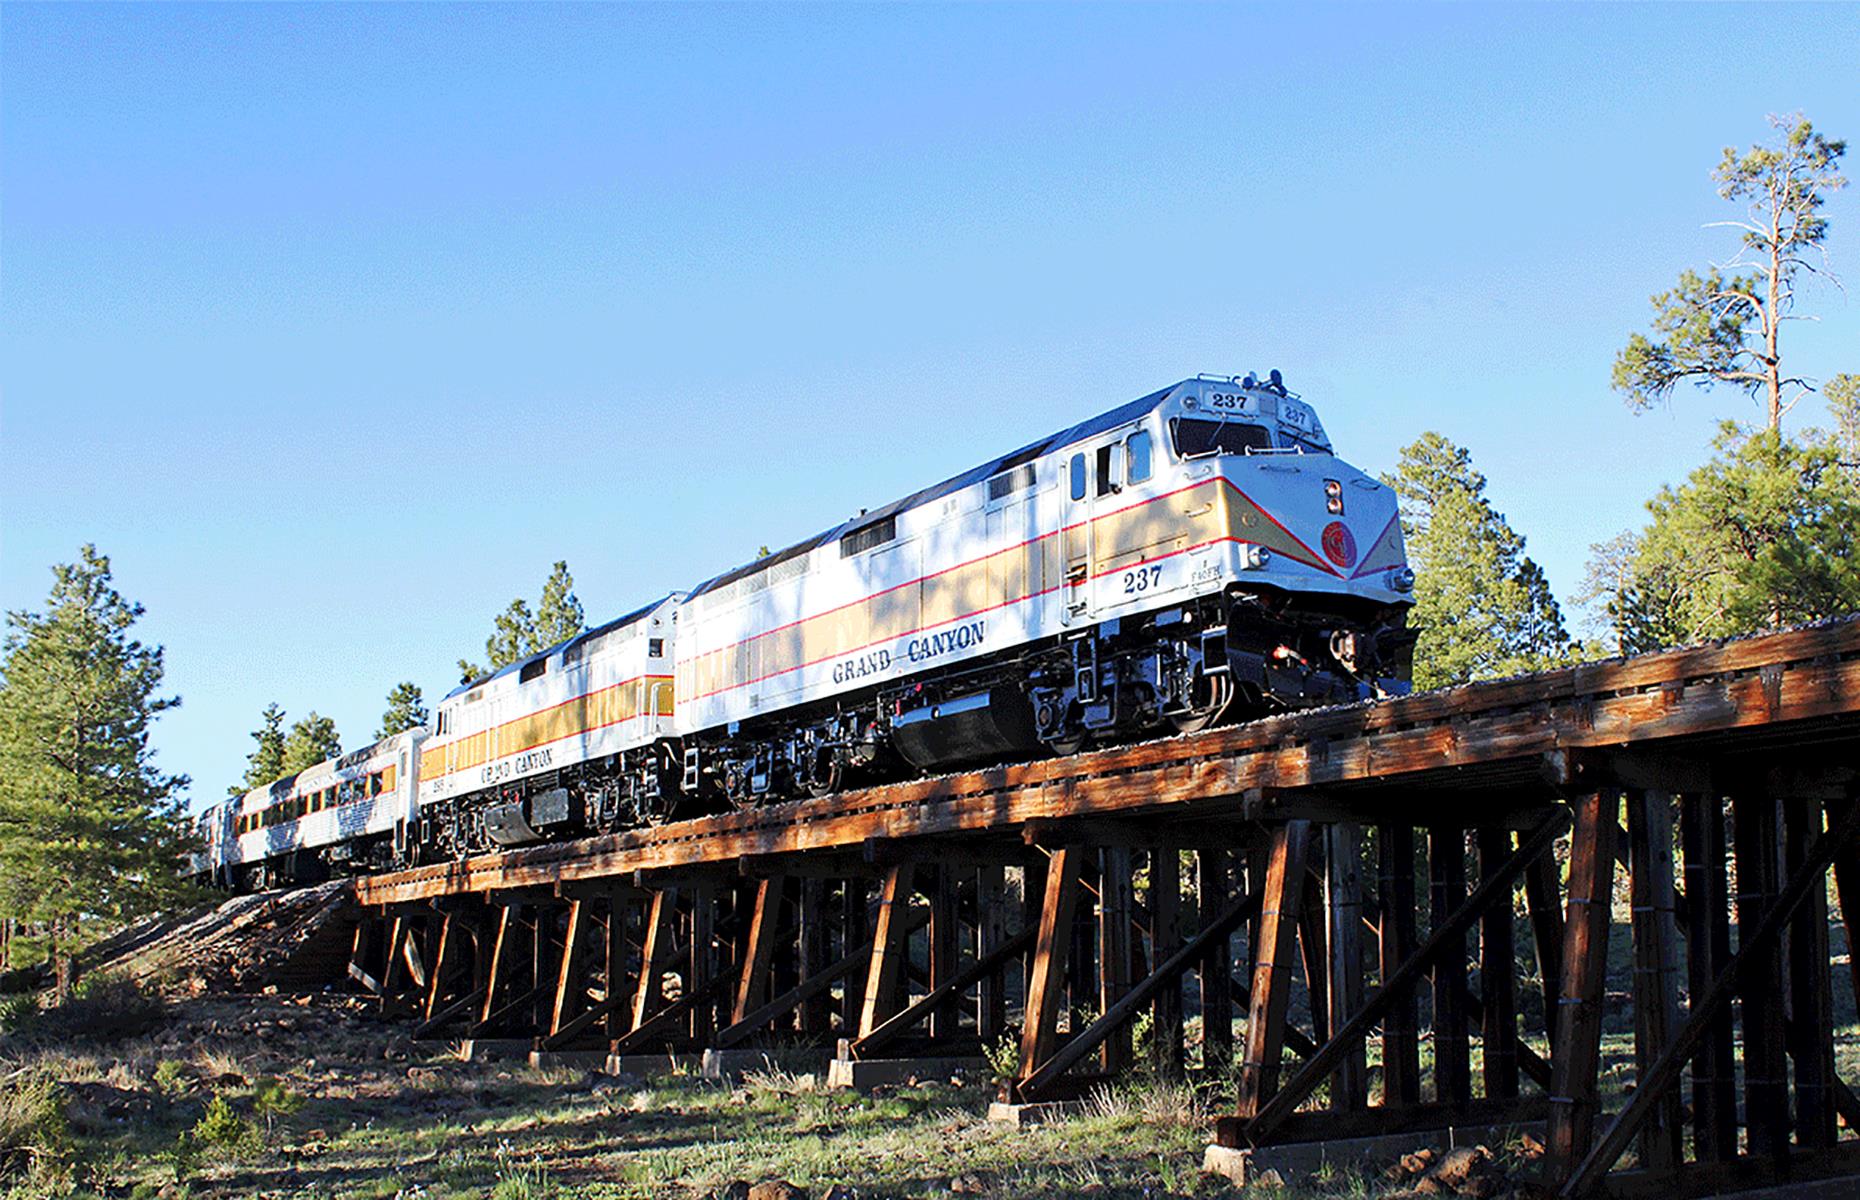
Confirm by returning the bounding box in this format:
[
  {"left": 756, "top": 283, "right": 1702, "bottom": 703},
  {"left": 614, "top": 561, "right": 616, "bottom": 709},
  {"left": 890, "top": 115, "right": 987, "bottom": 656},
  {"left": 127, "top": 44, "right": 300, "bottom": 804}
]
[{"left": 3, "top": 3, "right": 1856, "bottom": 812}]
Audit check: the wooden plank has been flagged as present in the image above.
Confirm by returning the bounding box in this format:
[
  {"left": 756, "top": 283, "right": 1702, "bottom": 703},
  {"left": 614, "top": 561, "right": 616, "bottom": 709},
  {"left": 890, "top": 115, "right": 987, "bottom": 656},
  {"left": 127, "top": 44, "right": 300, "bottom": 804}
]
[
  {"left": 1097, "top": 848, "right": 1134, "bottom": 1072},
  {"left": 1219, "top": 810, "right": 1569, "bottom": 1149},
  {"left": 854, "top": 924, "right": 1032, "bottom": 1058},
  {"left": 1150, "top": 845, "right": 1184, "bottom": 1073},
  {"left": 976, "top": 865, "right": 1007, "bottom": 1041},
  {"left": 549, "top": 900, "right": 589, "bottom": 1037},
  {"left": 840, "top": 877, "right": 868, "bottom": 1035},
  {"left": 1377, "top": 823, "right": 1420, "bottom": 1106},
  {"left": 687, "top": 882, "right": 715, "bottom": 1044},
  {"left": 1624, "top": 789, "right": 1682, "bottom": 1171},
  {"left": 1018, "top": 882, "right": 1266, "bottom": 1100},
  {"left": 603, "top": 889, "right": 627, "bottom": 1040},
  {"left": 731, "top": 876, "right": 783, "bottom": 1026},
  {"left": 630, "top": 888, "right": 678, "bottom": 1032},
  {"left": 1830, "top": 792, "right": 1860, "bottom": 1031},
  {"left": 1428, "top": 826, "right": 1471, "bottom": 1106},
  {"left": 1476, "top": 828, "right": 1518, "bottom": 1100},
  {"left": 1199, "top": 849, "right": 1235, "bottom": 1073},
  {"left": 718, "top": 912, "right": 926, "bottom": 1049},
  {"left": 928, "top": 866, "right": 961, "bottom": 1041},
  {"left": 1546, "top": 791, "right": 1620, "bottom": 1183},
  {"left": 414, "top": 986, "right": 484, "bottom": 1040},
  {"left": 799, "top": 878, "right": 829, "bottom": 1035},
  {"left": 1523, "top": 845, "right": 1563, "bottom": 1050},
  {"left": 347, "top": 918, "right": 381, "bottom": 994},
  {"left": 1559, "top": 795, "right": 1860, "bottom": 1199},
  {"left": 1297, "top": 864, "right": 1329, "bottom": 1046},
  {"left": 1679, "top": 790, "right": 1737, "bottom": 1160},
  {"left": 1733, "top": 787, "right": 1790, "bottom": 1158},
  {"left": 857, "top": 863, "right": 916, "bottom": 1038},
  {"left": 422, "top": 913, "right": 457, "bottom": 1023},
  {"left": 1783, "top": 789, "right": 1837, "bottom": 1148},
  {"left": 477, "top": 906, "right": 516, "bottom": 1026},
  {"left": 1016, "top": 846, "right": 1084, "bottom": 1088},
  {"left": 1323, "top": 825, "right": 1366, "bottom": 1110},
  {"left": 1235, "top": 822, "right": 1312, "bottom": 1118}
]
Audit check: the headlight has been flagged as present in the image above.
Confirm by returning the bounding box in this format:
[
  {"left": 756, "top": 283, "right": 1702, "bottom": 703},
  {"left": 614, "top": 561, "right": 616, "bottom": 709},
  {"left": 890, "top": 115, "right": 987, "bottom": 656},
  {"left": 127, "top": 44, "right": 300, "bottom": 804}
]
[
  {"left": 1387, "top": 566, "right": 1416, "bottom": 593},
  {"left": 1243, "top": 545, "right": 1273, "bottom": 570}
]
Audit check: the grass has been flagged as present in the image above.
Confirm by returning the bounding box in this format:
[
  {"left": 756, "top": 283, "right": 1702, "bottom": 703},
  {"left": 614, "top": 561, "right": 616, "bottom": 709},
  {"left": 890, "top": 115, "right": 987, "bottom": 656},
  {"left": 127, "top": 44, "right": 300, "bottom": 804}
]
[{"left": 0, "top": 989, "right": 1411, "bottom": 1200}]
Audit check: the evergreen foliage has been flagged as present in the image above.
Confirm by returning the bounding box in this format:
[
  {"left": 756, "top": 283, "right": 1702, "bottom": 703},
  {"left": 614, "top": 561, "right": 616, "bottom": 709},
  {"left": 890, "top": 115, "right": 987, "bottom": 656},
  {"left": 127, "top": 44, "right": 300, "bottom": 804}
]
[
  {"left": 459, "top": 561, "right": 586, "bottom": 683},
  {"left": 1383, "top": 433, "right": 1573, "bottom": 688},
  {"left": 279, "top": 712, "right": 340, "bottom": 775},
  {"left": 1614, "top": 114, "right": 1847, "bottom": 431},
  {"left": 376, "top": 681, "right": 428, "bottom": 740},
  {"left": 1584, "top": 422, "right": 1860, "bottom": 654},
  {"left": 231, "top": 702, "right": 287, "bottom": 796},
  {"left": 0, "top": 546, "right": 191, "bottom": 998}
]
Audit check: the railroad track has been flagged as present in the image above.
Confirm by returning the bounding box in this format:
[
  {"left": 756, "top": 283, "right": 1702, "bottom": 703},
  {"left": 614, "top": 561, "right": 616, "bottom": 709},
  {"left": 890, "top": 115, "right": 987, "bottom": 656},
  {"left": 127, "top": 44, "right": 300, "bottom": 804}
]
[{"left": 355, "top": 615, "right": 1860, "bottom": 905}]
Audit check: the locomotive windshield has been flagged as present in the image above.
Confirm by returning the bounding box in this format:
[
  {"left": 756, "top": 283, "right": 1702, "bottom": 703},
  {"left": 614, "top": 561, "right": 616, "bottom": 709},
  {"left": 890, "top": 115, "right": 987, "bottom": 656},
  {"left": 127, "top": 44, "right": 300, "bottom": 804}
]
[{"left": 1171, "top": 418, "right": 1274, "bottom": 458}]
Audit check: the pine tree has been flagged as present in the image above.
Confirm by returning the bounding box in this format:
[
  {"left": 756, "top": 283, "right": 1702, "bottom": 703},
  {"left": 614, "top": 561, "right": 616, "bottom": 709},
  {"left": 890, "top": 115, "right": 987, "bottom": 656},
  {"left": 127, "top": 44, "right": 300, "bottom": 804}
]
[
  {"left": 1587, "top": 422, "right": 1860, "bottom": 651},
  {"left": 376, "top": 682, "right": 428, "bottom": 740},
  {"left": 1614, "top": 114, "right": 1847, "bottom": 432},
  {"left": 1384, "top": 433, "right": 1573, "bottom": 689},
  {"left": 231, "top": 702, "right": 288, "bottom": 796},
  {"left": 280, "top": 712, "right": 341, "bottom": 775},
  {"left": 0, "top": 546, "right": 191, "bottom": 998},
  {"left": 534, "top": 561, "right": 584, "bottom": 649},
  {"left": 465, "top": 561, "right": 588, "bottom": 677}
]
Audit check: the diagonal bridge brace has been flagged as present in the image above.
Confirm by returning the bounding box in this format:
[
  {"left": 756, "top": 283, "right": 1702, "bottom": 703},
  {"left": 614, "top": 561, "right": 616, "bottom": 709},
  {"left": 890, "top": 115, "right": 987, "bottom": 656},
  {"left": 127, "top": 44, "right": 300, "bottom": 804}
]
[
  {"left": 1557, "top": 793, "right": 1860, "bottom": 1199},
  {"left": 1217, "top": 807, "right": 1571, "bottom": 1149}
]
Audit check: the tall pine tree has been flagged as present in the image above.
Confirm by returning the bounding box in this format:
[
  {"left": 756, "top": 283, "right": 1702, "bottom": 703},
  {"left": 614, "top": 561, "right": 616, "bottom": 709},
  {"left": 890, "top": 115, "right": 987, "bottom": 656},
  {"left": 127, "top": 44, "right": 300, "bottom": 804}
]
[
  {"left": 280, "top": 712, "right": 341, "bottom": 775},
  {"left": 231, "top": 701, "right": 288, "bottom": 796},
  {"left": 459, "top": 560, "right": 586, "bottom": 683},
  {"left": 1586, "top": 422, "right": 1860, "bottom": 652},
  {"left": 0, "top": 547, "right": 191, "bottom": 997},
  {"left": 376, "top": 682, "right": 428, "bottom": 740},
  {"left": 1384, "top": 434, "right": 1573, "bottom": 688}
]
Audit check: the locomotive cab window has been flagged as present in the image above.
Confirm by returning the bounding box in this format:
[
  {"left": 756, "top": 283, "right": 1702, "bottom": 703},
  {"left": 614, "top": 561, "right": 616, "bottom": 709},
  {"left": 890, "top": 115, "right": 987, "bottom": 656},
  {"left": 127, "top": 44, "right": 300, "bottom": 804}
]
[
  {"left": 1171, "top": 418, "right": 1274, "bottom": 458},
  {"left": 1126, "top": 430, "right": 1153, "bottom": 484},
  {"left": 1069, "top": 452, "right": 1086, "bottom": 501},
  {"left": 1095, "top": 444, "right": 1120, "bottom": 496}
]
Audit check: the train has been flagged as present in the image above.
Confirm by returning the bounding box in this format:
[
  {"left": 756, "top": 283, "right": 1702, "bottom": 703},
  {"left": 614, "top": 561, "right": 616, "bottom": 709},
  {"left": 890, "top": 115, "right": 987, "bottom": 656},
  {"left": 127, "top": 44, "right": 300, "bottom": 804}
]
[{"left": 189, "top": 372, "right": 1415, "bottom": 889}]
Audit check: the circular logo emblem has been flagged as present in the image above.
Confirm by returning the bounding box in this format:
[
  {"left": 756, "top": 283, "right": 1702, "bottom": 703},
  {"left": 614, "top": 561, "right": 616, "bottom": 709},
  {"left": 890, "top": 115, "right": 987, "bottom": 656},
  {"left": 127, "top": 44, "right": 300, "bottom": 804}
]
[{"left": 1322, "top": 521, "right": 1357, "bottom": 569}]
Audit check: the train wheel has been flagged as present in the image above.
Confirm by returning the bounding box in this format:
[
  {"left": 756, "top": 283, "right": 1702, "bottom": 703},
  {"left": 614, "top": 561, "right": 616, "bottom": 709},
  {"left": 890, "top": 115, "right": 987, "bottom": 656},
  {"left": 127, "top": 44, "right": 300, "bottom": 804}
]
[{"left": 1169, "top": 671, "right": 1234, "bottom": 735}]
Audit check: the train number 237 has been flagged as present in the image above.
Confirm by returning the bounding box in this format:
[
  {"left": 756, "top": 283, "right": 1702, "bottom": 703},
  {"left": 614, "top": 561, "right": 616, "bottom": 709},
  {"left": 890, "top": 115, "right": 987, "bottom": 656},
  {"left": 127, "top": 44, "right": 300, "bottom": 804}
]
[{"left": 1122, "top": 565, "right": 1162, "bottom": 594}]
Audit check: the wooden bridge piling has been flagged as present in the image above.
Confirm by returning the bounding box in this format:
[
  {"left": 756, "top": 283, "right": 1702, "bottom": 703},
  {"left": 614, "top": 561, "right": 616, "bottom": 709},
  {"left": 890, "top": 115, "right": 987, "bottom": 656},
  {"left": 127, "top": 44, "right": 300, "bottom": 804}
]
[{"left": 326, "top": 620, "right": 1859, "bottom": 1196}]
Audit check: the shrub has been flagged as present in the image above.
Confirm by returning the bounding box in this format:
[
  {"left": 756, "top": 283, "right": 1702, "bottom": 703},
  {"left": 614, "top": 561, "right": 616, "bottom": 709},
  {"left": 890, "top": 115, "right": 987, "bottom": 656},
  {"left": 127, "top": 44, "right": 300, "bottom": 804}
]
[
  {"left": 152, "top": 1058, "right": 191, "bottom": 1098},
  {"left": 983, "top": 1029, "right": 1022, "bottom": 1082},
  {"left": 0, "top": 1075, "right": 70, "bottom": 1182},
  {"left": 189, "top": 1093, "right": 258, "bottom": 1160},
  {"left": 251, "top": 1077, "right": 304, "bottom": 1142},
  {"left": 20, "top": 975, "right": 166, "bottom": 1044},
  {"left": 0, "top": 992, "right": 37, "bottom": 1034}
]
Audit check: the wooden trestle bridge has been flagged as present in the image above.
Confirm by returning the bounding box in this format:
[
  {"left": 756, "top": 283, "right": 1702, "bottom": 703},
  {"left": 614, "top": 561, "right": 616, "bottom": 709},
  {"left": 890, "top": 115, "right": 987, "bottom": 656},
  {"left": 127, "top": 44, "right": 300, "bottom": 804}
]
[{"left": 341, "top": 618, "right": 1860, "bottom": 1197}]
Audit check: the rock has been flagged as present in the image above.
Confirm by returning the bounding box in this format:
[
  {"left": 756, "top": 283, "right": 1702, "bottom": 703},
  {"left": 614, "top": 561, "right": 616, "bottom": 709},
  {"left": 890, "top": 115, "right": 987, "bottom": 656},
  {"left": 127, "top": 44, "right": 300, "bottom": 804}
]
[
  {"left": 1429, "top": 1146, "right": 1491, "bottom": 1189},
  {"left": 1516, "top": 1133, "right": 1545, "bottom": 1160},
  {"left": 949, "top": 1173, "right": 986, "bottom": 1194},
  {"left": 1408, "top": 1179, "right": 1446, "bottom": 1196},
  {"left": 713, "top": 1183, "right": 752, "bottom": 1200},
  {"left": 1395, "top": 1148, "right": 1437, "bottom": 1178},
  {"left": 748, "top": 1181, "right": 806, "bottom": 1200},
  {"left": 1459, "top": 1175, "right": 1501, "bottom": 1199},
  {"left": 1250, "top": 1167, "right": 1284, "bottom": 1189},
  {"left": 383, "top": 1035, "right": 412, "bottom": 1062}
]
